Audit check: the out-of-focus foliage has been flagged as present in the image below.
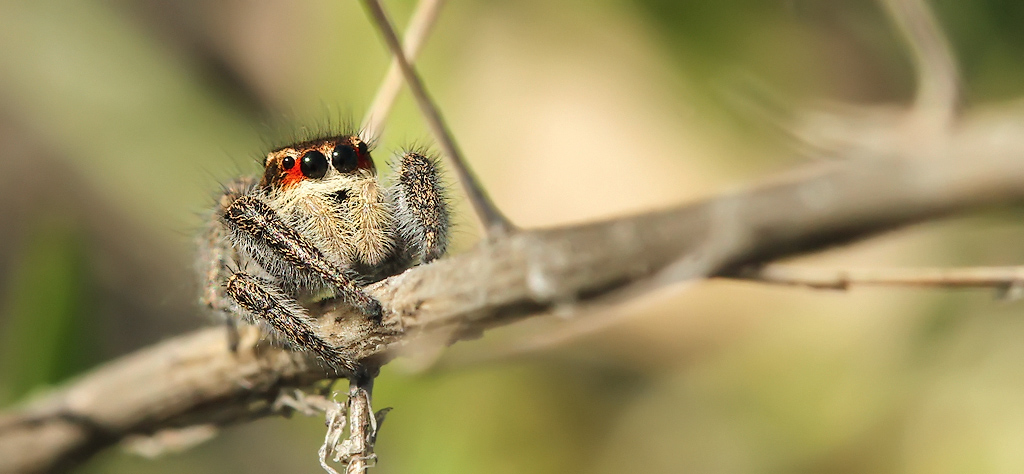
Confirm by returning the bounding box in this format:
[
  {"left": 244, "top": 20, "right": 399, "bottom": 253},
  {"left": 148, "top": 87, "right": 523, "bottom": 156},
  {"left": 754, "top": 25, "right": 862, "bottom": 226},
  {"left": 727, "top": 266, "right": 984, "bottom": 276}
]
[
  {"left": 1, "top": 0, "right": 1024, "bottom": 473},
  {"left": 1, "top": 219, "right": 95, "bottom": 403}
]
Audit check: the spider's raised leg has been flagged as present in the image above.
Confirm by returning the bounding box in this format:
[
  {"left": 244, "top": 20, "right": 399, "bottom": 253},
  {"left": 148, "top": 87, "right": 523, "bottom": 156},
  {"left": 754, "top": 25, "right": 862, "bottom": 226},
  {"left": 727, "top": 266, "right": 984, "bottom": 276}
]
[
  {"left": 225, "top": 272, "right": 361, "bottom": 374},
  {"left": 221, "top": 193, "right": 384, "bottom": 320},
  {"left": 391, "top": 151, "right": 450, "bottom": 263}
]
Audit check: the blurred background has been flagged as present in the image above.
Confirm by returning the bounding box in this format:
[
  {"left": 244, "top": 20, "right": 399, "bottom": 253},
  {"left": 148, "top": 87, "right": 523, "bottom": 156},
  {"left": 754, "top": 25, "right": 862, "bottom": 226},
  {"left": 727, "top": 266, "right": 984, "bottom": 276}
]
[{"left": 2, "top": 0, "right": 1024, "bottom": 473}]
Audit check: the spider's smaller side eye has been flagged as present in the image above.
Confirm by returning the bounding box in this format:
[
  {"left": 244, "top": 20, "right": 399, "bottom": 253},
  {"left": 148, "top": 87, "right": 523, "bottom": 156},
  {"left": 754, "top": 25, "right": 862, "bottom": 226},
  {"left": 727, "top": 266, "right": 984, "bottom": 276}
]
[
  {"left": 281, "top": 155, "right": 295, "bottom": 170},
  {"left": 332, "top": 145, "right": 358, "bottom": 173},
  {"left": 300, "top": 150, "right": 328, "bottom": 179}
]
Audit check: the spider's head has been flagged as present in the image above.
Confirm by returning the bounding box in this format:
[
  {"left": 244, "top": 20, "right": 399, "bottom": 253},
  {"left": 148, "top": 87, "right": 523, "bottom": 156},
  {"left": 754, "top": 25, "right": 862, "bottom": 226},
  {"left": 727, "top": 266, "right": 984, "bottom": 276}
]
[
  {"left": 260, "top": 135, "right": 375, "bottom": 191},
  {"left": 258, "top": 134, "right": 393, "bottom": 267}
]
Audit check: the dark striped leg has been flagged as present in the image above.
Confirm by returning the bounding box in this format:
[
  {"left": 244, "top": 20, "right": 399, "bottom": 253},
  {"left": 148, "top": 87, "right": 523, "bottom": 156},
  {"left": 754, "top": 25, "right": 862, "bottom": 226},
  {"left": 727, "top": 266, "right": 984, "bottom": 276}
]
[
  {"left": 221, "top": 194, "right": 383, "bottom": 321},
  {"left": 225, "top": 272, "right": 361, "bottom": 375}
]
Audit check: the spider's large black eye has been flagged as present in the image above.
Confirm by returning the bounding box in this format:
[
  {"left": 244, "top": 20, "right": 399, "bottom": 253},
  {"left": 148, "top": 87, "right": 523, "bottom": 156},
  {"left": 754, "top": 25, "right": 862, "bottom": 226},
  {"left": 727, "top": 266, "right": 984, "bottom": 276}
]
[
  {"left": 332, "top": 145, "right": 358, "bottom": 173},
  {"left": 300, "top": 150, "right": 328, "bottom": 179},
  {"left": 281, "top": 155, "right": 295, "bottom": 170}
]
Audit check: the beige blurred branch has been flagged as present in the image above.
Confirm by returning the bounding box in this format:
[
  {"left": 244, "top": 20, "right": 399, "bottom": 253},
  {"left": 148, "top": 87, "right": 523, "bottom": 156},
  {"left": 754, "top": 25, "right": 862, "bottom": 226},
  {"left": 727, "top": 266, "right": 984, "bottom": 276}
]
[
  {"left": 5, "top": 113, "right": 1024, "bottom": 471},
  {"left": 880, "top": 0, "right": 960, "bottom": 127},
  {"left": 794, "top": 0, "right": 959, "bottom": 156},
  {"left": 736, "top": 0, "right": 972, "bottom": 298}
]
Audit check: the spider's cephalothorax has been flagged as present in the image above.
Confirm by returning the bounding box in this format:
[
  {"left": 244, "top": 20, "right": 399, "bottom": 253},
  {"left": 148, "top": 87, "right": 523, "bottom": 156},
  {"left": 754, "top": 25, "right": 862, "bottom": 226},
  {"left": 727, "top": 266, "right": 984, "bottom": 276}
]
[{"left": 198, "top": 134, "right": 449, "bottom": 374}]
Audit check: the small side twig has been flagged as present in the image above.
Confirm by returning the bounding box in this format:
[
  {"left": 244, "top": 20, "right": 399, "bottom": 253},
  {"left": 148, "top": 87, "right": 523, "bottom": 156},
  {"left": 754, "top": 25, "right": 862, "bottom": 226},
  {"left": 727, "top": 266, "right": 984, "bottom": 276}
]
[
  {"left": 360, "top": 0, "right": 445, "bottom": 141},
  {"left": 359, "top": 0, "right": 516, "bottom": 237},
  {"left": 317, "top": 377, "right": 381, "bottom": 474},
  {"left": 344, "top": 379, "right": 374, "bottom": 474},
  {"left": 734, "top": 264, "right": 1024, "bottom": 295},
  {"left": 437, "top": 265, "right": 1024, "bottom": 370}
]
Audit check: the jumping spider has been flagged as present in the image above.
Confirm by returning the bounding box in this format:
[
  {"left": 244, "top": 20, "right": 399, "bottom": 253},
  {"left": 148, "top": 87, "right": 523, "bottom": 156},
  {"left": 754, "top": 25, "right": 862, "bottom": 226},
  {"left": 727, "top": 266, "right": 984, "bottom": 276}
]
[{"left": 198, "top": 133, "right": 449, "bottom": 375}]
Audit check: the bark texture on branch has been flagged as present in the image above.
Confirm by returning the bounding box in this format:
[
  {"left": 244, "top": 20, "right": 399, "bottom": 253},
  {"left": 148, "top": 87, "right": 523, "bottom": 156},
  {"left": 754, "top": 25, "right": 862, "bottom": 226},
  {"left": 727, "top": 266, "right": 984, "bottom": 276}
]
[{"left": 2, "top": 132, "right": 1024, "bottom": 473}]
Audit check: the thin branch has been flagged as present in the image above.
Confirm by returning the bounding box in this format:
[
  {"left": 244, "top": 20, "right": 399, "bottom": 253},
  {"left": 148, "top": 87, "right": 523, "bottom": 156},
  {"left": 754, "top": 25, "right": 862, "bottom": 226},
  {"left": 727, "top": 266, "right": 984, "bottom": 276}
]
[
  {"left": 359, "top": 0, "right": 516, "bottom": 237},
  {"left": 316, "top": 378, "right": 379, "bottom": 474},
  {"left": 5, "top": 130, "right": 1024, "bottom": 472},
  {"left": 880, "top": 0, "right": 960, "bottom": 127},
  {"left": 733, "top": 264, "right": 1024, "bottom": 291},
  {"left": 360, "top": 0, "right": 445, "bottom": 141},
  {"left": 343, "top": 380, "right": 374, "bottom": 474}
]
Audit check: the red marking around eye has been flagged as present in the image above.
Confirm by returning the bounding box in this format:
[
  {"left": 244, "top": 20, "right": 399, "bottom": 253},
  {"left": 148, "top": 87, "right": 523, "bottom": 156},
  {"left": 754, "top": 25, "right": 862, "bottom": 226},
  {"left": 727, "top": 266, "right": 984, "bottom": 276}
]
[{"left": 281, "top": 161, "right": 305, "bottom": 187}]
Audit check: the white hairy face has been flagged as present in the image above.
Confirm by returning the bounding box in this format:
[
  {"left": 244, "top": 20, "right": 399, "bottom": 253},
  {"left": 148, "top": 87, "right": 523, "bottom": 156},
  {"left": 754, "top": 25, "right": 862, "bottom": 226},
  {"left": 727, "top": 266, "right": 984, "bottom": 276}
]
[{"left": 260, "top": 136, "right": 395, "bottom": 268}]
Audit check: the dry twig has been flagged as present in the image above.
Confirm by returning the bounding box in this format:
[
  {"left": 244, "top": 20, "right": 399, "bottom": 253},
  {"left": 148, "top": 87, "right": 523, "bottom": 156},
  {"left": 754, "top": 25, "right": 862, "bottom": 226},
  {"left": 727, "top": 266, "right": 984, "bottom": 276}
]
[
  {"left": 734, "top": 265, "right": 1024, "bottom": 292},
  {"left": 317, "top": 379, "right": 382, "bottom": 474},
  {"left": 360, "top": 0, "right": 445, "bottom": 141},
  {"left": 359, "top": 0, "right": 515, "bottom": 237}
]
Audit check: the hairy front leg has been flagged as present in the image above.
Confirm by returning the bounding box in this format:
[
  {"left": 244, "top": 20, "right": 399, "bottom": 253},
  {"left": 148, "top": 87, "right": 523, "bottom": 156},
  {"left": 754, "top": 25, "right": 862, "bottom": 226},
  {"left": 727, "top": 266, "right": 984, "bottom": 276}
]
[
  {"left": 221, "top": 193, "right": 383, "bottom": 320},
  {"left": 225, "top": 272, "right": 361, "bottom": 375}
]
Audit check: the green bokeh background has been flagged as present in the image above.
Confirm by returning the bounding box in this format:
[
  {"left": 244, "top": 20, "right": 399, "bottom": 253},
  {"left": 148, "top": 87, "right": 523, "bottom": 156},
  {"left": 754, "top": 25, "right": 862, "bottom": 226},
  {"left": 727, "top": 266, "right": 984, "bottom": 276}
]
[{"left": 2, "top": 1, "right": 1024, "bottom": 473}]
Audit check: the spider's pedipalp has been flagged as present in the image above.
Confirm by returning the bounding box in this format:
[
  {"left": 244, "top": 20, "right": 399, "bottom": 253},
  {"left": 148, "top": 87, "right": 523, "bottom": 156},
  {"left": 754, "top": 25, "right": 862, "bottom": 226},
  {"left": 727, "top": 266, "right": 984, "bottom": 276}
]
[{"left": 391, "top": 151, "right": 450, "bottom": 263}]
